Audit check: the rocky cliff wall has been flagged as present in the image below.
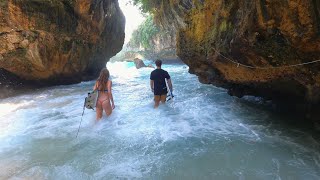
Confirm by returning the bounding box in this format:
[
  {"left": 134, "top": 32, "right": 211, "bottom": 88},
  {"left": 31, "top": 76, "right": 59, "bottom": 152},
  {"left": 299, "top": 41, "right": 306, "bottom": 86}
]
[
  {"left": 124, "top": 16, "right": 177, "bottom": 61},
  {"left": 153, "top": 0, "right": 320, "bottom": 107},
  {"left": 179, "top": 0, "right": 320, "bottom": 105},
  {"left": 149, "top": 29, "right": 177, "bottom": 60},
  {"left": 0, "top": 0, "right": 125, "bottom": 87},
  {"left": 115, "top": 31, "right": 177, "bottom": 61}
]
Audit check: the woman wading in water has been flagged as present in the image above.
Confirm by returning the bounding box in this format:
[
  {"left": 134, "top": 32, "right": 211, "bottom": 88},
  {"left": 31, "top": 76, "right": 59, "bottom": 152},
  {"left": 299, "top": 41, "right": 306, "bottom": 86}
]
[{"left": 93, "top": 68, "right": 115, "bottom": 120}]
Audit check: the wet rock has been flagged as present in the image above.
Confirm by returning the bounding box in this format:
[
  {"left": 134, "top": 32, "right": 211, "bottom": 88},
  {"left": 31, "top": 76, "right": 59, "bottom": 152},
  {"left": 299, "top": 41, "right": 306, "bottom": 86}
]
[
  {"left": 133, "top": 58, "right": 154, "bottom": 69},
  {"left": 143, "top": 0, "right": 320, "bottom": 121},
  {"left": 0, "top": 0, "right": 125, "bottom": 85},
  {"left": 151, "top": 0, "right": 320, "bottom": 106},
  {"left": 133, "top": 58, "right": 147, "bottom": 69}
]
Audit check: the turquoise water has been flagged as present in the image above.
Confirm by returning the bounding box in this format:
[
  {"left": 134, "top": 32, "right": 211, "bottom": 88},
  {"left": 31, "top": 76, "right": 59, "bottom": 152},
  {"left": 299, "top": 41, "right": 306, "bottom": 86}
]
[{"left": 0, "top": 62, "right": 319, "bottom": 179}]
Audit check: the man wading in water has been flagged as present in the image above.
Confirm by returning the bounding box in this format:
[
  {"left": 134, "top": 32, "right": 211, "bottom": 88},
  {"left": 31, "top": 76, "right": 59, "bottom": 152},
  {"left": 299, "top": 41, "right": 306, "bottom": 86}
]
[{"left": 150, "top": 59, "right": 173, "bottom": 108}]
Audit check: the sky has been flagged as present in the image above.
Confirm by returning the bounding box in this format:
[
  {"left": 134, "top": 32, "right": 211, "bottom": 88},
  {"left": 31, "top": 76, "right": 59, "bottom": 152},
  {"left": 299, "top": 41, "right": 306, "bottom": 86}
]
[{"left": 118, "top": 0, "right": 145, "bottom": 44}]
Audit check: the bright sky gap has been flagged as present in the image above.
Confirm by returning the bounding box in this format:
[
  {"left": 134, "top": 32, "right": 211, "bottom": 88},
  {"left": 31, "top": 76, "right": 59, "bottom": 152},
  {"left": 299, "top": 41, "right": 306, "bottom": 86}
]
[{"left": 118, "top": 0, "right": 145, "bottom": 44}]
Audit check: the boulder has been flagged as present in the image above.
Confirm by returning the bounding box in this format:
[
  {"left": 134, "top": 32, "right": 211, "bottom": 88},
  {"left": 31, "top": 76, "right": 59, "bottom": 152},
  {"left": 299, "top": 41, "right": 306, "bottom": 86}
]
[{"left": 133, "top": 58, "right": 154, "bottom": 69}]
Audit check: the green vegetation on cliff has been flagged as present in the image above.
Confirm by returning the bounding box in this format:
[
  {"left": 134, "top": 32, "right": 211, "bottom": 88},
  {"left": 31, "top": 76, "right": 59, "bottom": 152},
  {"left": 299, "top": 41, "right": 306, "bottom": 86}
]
[
  {"left": 129, "top": 15, "right": 159, "bottom": 49},
  {"left": 129, "top": 0, "right": 157, "bottom": 14},
  {"left": 125, "top": 0, "right": 178, "bottom": 60}
]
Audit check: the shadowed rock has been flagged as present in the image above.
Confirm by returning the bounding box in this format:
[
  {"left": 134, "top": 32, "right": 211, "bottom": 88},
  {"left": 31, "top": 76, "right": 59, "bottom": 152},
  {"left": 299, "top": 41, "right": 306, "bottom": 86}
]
[
  {"left": 0, "top": 0, "right": 125, "bottom": 85},
  {"left": 133, "top": 58, "right": 154, "bottom": 69},
  {"left": 149, "top": 0, "right": 320, "bottom": 121},
  {"left": 0, "top": 0, "right": 125, "bottom": 98}
]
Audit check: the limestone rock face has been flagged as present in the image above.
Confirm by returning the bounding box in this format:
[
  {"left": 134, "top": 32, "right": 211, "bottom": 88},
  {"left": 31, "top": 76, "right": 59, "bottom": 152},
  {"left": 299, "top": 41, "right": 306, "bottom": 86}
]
[
  {"left": 154, "top": 0, "right": 320, "bottom": 105},
  {"left": 0, "top": 0, "right": 125, "bottom": 85},
  {"left": 148, "top": 29, "right": 177, "bottom": 60}
]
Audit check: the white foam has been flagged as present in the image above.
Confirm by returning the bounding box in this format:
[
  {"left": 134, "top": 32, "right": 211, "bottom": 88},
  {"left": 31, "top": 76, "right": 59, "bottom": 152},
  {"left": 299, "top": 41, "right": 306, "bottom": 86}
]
[{"left": 1, "top": 62, "right": 320, "bottom": 179}]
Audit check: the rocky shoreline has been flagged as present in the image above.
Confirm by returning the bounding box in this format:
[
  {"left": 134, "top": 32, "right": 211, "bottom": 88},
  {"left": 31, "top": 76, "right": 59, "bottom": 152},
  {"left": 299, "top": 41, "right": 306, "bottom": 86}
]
[{"left": 0, "top": 68, "right": 37, "bottom": 99}]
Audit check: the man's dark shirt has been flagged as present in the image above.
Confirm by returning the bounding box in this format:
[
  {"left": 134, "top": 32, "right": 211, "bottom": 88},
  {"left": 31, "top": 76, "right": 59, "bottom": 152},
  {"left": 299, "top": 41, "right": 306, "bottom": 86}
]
[{"left": 150, "top": 69, "right": 170, "bottom": 95}]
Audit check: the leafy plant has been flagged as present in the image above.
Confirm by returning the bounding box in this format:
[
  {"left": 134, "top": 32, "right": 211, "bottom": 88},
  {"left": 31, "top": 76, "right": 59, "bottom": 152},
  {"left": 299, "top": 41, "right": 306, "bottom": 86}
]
[
  {"left": 129, "top": 0, "right": 158, "bottom": 14},
  {"left": 128, "top": 15, "right": 159, "bottom": 49}
]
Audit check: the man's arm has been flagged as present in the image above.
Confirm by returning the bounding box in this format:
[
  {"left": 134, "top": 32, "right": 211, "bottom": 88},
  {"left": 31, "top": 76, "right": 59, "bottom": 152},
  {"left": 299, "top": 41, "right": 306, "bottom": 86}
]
[
  {"left": 150, "top": 80, "right": 154, "bottom": 92},
  {"left": 167, "top": 78, "right": 173, "bottom": 92}
]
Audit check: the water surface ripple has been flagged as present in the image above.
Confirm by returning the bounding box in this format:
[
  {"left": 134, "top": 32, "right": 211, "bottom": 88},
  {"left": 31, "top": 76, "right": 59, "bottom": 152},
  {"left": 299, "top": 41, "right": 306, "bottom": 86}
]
[{"left": 0, "top": 62, "right": 319, "bottom": 179}]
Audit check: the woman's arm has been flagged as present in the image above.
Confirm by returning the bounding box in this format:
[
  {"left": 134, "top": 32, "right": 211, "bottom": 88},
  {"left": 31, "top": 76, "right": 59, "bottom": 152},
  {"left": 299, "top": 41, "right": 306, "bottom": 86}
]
[
  {"left": 93, "top": 81, "right": 98, "bottom": 91},
  {"left": 107, "top": 80, "right": 115, "bottom": 109}
]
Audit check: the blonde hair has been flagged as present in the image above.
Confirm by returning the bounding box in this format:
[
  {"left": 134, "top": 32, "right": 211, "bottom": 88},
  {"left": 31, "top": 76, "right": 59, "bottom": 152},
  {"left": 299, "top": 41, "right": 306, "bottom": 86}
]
[{"left": 96, "top": 68, "right": 109, "bottom": 91}]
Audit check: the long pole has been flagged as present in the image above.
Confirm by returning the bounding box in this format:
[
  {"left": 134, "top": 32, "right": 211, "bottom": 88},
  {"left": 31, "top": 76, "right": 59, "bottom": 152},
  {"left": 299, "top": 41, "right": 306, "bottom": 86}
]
[{"left": 76, "top": 98, "right": 86, "bottom": 138}]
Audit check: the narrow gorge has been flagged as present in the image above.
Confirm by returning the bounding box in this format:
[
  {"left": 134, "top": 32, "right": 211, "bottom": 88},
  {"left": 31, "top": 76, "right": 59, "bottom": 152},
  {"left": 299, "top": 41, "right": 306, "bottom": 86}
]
[{"left": 1, "top": 1, "right": 320, "bottom": 179}]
